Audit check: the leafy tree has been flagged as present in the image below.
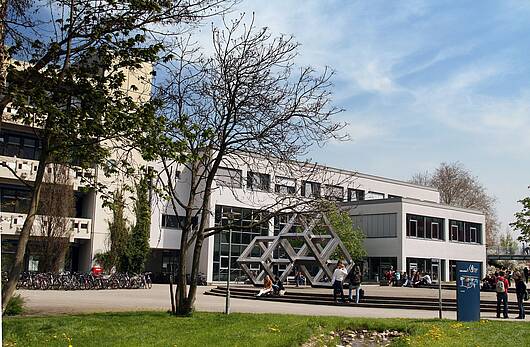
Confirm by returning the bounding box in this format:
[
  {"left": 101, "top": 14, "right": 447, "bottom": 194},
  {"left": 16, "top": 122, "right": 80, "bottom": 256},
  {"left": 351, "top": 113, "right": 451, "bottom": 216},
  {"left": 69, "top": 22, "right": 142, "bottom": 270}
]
[
  {"left": 123, "top": 175, "right": 151, "bottom": 274},
  {"left": 107, "top": 189, "right": 130, "bottom": 272},
  {"left": 510, "top": 194, "right": 530, "bottom": 243},
  {"left": 326, "top": 204, "right": 366, "bottom": 262},
  {"left": 1, "top": 0, "right": 234, "bottom": 311},
  {"left": 498, "top": 230, "right": 519, "bottom": 255},
  {"left": 411, "top": 162, "right": 499, "bottom": 247}
]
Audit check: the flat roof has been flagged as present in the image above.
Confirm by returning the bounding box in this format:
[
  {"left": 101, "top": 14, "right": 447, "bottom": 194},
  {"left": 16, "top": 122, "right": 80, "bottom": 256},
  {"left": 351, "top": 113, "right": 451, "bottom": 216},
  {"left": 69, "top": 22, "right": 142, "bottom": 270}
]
[
  {"left": 342, "top": 197, "right": 484, "bottom": 216},
  {"left": 232, "top": 150, "right": 440, "bottom": 193}
]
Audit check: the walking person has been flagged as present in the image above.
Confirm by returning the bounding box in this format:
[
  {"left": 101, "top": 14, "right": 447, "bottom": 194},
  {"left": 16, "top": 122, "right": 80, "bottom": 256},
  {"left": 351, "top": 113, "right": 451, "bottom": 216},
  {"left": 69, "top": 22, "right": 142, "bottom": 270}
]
[
  {"left": 495, "top": 271, "right": 510, "bottom": 319},
  {"left": 524, "top": 267, "right": 529, "bottom": 284},
  {"left": 515, "top": 272, "right": 527, "bottom": 319},
  {"left": 332, "top": 261, "right": 348, "bottom": 303},
  {"left": 347, "top": 264, "right": 362, "bottom": 304}
]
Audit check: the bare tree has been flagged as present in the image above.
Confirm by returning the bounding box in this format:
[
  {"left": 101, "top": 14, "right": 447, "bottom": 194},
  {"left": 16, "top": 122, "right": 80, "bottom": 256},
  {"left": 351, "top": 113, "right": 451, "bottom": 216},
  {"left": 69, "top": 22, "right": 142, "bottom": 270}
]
[
  {"left": 35, "top": 164, "right": 75, "bottom": 273},
  {"left": 148, "top": 15, "right": 347, "bottom": 315},
  {"left": 410, "top": 162, "right": 500, "bottom": 247}
]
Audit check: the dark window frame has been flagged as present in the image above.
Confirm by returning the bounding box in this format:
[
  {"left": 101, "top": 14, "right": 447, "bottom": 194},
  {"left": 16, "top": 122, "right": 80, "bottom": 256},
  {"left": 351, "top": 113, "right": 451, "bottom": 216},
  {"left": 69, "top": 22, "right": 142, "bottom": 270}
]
[
  {"left": 247, "top": 171, "right": 271, "bottom": 192},
  {"left": 301, "top": 181, "right": 321, "bottom": 198}
]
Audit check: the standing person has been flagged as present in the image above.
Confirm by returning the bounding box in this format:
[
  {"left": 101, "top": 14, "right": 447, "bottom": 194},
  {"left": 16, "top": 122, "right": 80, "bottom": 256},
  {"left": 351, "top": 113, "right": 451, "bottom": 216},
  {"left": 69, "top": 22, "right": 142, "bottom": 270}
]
[
  {"left": 515, "top": 272, "right": 527, "bottom": 319},
  {"left": 347, "top": 265, "right": 362, "bottom": 304},
  {"left": 495, "top": 271, "right": 510, "bottom": 319},
  {"left": 524, "top": 267, "right": 529, "bottom": 284},
  {"left": 332, "top": 261, "right": 348, "bottom": 303},
  {"left": 294, "top": 269, "right": 301, "bottom": 288},
  {"left": 386, "top": 266, "right": 394, "bottom": 286}
]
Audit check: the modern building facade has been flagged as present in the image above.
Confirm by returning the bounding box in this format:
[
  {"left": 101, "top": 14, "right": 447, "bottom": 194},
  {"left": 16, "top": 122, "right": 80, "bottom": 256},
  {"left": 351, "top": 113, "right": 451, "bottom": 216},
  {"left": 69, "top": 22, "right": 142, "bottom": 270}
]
[
  {"left": 0, "top": 63, "right": 486, "bottom": 283},
  {"left": 147, "top": 153, "right": 486, "bottom": 283}
]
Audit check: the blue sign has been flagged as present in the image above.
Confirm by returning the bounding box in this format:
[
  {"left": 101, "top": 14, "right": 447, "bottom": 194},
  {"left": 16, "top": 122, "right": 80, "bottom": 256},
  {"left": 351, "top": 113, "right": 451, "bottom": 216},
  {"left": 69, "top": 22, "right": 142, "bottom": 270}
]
[{"left": 456, "top": 261, "right": 481, "bottom": 322}]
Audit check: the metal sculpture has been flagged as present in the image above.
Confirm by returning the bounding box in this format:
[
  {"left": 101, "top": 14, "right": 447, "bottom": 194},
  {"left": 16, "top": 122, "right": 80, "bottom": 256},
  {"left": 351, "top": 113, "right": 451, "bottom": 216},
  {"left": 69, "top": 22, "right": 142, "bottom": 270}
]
[{"left": 237, "top": 213, "right": 353, "bottom": 287}]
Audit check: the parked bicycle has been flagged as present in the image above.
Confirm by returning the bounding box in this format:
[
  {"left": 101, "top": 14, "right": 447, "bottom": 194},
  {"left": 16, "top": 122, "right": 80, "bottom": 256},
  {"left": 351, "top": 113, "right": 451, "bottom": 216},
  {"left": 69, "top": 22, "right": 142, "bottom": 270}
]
[{"left": 14, "top": 271, "right": 153, "bottom": 291}]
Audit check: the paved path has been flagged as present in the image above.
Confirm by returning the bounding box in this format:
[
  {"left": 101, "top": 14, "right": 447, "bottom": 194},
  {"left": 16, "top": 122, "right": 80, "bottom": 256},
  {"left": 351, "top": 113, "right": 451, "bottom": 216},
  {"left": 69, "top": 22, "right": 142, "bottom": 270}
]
[{"left": 16, "top": 284, "right": 522, "bottom": 321}]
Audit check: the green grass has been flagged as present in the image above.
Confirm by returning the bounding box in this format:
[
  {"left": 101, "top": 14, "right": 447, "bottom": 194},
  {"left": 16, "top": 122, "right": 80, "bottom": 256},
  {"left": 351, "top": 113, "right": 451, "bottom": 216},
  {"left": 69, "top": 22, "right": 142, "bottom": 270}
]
[{"left": 2, "top": 311, "right": 530, "bottom": 347}]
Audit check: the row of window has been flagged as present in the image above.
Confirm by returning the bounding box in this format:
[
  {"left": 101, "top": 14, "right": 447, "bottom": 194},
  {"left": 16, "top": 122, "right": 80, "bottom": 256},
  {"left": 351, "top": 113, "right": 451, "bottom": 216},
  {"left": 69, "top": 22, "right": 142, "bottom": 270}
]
[
  {"left": 0, "top": 185, "right": 88, "bottom": 218},
  {"left": 406, "top": 213, "right": 482, "bottom": 244},
  {"left": 215, "top": 167, "right": 388, "bottom": 202}
]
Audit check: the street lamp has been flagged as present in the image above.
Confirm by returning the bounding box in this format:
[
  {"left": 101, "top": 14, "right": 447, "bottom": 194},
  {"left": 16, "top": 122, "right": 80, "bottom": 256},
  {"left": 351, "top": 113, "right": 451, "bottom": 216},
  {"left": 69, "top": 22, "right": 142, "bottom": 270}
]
[{"left": 225, "top": 227, "right": 233, "bottom": 314}]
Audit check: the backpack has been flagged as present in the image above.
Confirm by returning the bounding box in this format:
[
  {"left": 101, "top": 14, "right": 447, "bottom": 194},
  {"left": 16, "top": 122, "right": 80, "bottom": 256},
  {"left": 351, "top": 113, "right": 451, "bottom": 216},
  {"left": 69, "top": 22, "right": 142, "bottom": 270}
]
[{"left": 496, "top": 280, "right": 505, "bottom": 293}]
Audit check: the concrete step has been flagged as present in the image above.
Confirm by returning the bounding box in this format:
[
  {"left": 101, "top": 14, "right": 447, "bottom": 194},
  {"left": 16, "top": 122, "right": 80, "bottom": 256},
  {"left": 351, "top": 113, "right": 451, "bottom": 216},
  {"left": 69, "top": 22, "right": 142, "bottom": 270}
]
[{"left": 206, "top": 286, "right": 529, "bottom": 314}]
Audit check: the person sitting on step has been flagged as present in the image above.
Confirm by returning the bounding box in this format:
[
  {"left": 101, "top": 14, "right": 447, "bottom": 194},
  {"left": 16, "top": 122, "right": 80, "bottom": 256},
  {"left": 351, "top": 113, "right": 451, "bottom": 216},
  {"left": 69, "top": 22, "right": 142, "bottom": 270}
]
[
  {"left": 272, "top": 275, "right": 285, "bottom": 296},
  {"left": 256, "top": 275, "right": 273, "bottom": 297}
]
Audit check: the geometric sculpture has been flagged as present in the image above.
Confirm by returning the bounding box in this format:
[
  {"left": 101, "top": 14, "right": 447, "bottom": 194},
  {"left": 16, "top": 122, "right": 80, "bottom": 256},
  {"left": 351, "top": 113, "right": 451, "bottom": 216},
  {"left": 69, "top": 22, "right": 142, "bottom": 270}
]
[{"left": 237, "top": 213, "right": 353, "bottom": 287}]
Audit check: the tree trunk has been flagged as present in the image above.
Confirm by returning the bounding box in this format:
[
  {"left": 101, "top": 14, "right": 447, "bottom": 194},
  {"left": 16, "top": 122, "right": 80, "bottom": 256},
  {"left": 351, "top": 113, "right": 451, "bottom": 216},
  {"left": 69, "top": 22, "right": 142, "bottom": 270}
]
[
  {"left": 185, "top": 233, "right": 204, "bottom": 312},
  {"left": 52, "top": 240, "right": 69, "bottom": 273},
  {"left": 174, "top": 226, "right": 189, "bottom": 315},
  {"left": 2, "top": 149, "right": 48, "bottom": 312}
]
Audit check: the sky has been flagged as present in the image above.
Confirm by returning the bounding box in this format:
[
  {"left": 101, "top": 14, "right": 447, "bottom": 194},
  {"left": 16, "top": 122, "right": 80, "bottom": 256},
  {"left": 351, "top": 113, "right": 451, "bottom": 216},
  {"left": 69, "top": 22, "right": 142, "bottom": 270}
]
[{"left": 204, "top": 0, "right": 530, "bottom": 234}]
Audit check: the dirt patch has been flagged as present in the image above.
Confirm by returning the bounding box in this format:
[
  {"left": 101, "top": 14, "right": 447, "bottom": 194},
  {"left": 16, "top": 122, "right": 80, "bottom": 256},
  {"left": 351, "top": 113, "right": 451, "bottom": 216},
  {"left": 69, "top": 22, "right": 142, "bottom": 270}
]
[{"left": 303, "top": 328, "right": 404, "bottom": 347}]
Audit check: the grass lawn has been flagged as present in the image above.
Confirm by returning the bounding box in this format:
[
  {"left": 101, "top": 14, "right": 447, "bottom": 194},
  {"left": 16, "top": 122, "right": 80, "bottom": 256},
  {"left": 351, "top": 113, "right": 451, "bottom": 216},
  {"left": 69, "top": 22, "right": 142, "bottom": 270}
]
[{"left": 3, "top": 311, "right": 530, "bottom": 347}]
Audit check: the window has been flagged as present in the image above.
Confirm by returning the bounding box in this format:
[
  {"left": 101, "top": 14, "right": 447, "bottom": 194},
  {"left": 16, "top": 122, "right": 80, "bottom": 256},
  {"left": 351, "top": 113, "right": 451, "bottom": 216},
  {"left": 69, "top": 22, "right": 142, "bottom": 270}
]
[
  {"left": 347, "top": 189, "right": 365, "bottom": 201},
  {"left": 406, "top": 214, "right": 444, "bottom": 240},
  {"left": 274, "top": 176, "right": 296, "bottom": 195},
  {"left": 409, "top": 219, "right": 417, "bottom": 237},
  {"left": 431, "top": 222, "right": 439, "bottom": 239},
  {"left": 215, "top": 167, "right": 242, "bottom": 188},
  {"left": 365, "top": 191, "right": 384, "bottom": 200},
  {"left": 246, "top": 171, "right": 270, "bottom": 191},
  {"left": 161, "top": 214, "right": 198, "bottom": 229},
  {"left": 451, "top": 225, "right": 458, "bottom": 241},
  {"left": 322, "top": 184, "right": 344, "bottom": 201},
  {"left": 388, "top": 194, "right": 401, "bottom": 199},
  {"left": 470, "top": 227, "right": 477, "bottom": 243},
  {"left": 449, "top": 219, "right": 482, "bottom": 244},
  {"left": 0, "top": 131, "right": 41, "bottom": 160},
  {"left": 0, "top": 186, "right": 31, "bottom": 213},
  {"left": 301, "top": 181, "right": 320, "bottom": 198}
]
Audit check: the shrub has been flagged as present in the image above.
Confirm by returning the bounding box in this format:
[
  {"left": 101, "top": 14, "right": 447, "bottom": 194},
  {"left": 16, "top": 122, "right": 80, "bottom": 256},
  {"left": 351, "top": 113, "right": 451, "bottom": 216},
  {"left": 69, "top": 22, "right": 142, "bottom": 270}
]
[{"left": 4, "top": 294, "right": 25, "bottom": 316}]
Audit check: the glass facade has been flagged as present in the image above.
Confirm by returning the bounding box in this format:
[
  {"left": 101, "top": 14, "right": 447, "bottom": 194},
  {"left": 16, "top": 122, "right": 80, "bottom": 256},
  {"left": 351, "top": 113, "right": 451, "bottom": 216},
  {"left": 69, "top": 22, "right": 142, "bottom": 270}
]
[
  {"left": 406, "top": 257, "right": 446, "bottom": 281},
  {"left": 365, "top": 256, "right": 397, "bottom": 281},
  {"left": 212, "top": 205, "right": 270, "bottom": 281}
]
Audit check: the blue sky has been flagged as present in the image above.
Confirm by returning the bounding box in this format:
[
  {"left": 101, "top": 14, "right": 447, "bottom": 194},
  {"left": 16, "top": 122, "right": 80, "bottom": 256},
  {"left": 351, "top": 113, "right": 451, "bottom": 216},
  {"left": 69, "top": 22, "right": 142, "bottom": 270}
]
[{"left": 215, "top": 0, "right": 529, "bottom": 233}]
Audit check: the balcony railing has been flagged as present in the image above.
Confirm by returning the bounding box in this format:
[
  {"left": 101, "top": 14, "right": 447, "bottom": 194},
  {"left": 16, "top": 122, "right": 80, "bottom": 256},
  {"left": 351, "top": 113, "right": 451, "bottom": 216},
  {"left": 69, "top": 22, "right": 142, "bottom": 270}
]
[{"left": 0, "top": 212, "right": 92, "bottom": 240}]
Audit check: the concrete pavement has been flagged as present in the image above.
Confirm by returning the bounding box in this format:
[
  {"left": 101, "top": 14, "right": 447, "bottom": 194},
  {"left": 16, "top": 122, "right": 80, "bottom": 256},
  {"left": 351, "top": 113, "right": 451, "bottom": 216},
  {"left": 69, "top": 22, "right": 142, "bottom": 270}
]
[{"left": 15, "top": 284, "right": 522, "bottom": 321}]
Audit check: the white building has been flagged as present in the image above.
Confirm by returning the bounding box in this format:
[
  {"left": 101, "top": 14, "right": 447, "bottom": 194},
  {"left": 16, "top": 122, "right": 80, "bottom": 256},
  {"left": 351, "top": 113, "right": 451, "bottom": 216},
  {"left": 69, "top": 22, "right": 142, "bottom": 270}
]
[
  {"left": 148, "top": 154, "right": 486, "bottom": 283},
  {"left": 0, "top": 65, "right": 486, "bottom": 283}
]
